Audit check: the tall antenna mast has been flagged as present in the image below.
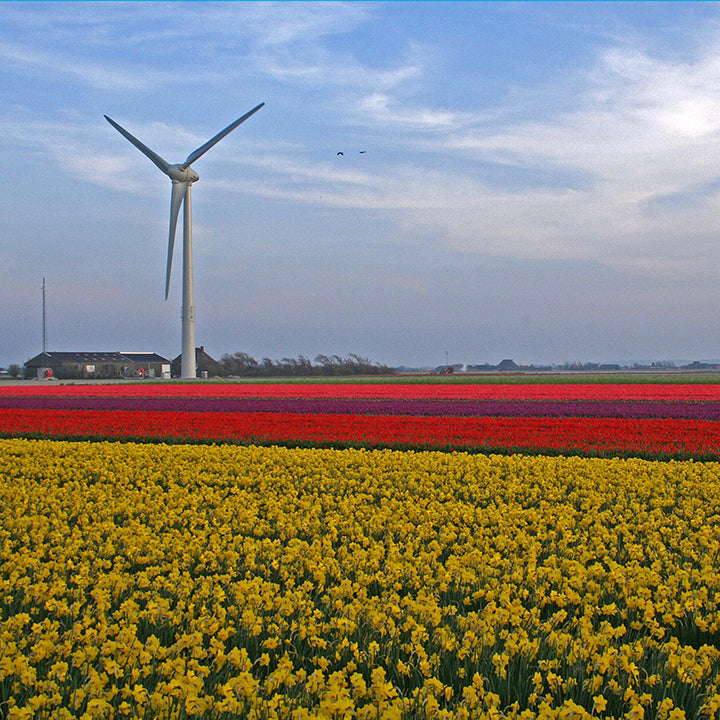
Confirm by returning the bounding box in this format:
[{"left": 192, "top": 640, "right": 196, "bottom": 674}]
[{"left": 42, "top": 277, "right": 47, "bottom": 357}]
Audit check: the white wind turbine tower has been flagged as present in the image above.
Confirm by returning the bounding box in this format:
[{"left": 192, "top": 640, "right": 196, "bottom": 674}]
[{"left": 104, "top": 103, "right": 264, "bottom": 378}]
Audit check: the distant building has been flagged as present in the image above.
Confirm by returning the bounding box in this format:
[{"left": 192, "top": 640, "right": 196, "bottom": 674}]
[
  {"left": 171, "top": 346, "right": 219, "bottom": 378},
  {"left": 496, "top": 358, "right": 520, "bottom": 372},
  {"left": 24, "top": 351, "right": 171, "bottom": 379}
]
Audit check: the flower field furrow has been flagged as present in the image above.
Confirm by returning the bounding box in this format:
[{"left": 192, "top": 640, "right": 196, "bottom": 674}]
[
  {"left": 4, "top": 395, "right": 720, "bottom": 420},
  {"left": 2, "top": 439, "right": 720, "bottom": 719},
  {"left": 4, "top": 382, "right": 720, "bottom": 400},
  {"left": 2, "top": 407, "right": 720, "bottom": 458}
]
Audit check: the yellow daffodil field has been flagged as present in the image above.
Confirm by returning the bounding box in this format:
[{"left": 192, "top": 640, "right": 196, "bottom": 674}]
[
  {"left": 2, "top": 430, "right": 720, "bottom": 719},
  {"left": 2, "top": 378, "right": 720, "bottom": 719}
]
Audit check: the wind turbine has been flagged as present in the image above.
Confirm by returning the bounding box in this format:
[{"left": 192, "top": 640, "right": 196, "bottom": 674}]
[{"left": 104, "top": 103, "right": 265, "bottom": 378}]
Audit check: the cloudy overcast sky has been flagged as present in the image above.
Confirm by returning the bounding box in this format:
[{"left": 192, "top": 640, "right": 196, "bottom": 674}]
[{"left": 3, "top": 1, "right": 720, "bottom": 369}]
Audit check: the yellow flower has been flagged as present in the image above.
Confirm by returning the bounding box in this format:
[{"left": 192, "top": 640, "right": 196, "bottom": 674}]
[
  {"left": 7, "top": 708, "right": 34, "bottom": 720},
  {"left": 370, "top": 666, "right": 398, "bottom": 702},
  {"left": 132, "top": 684, "right": 148, "bottom": 705},
  {"left": 700, "top": 695, "right": 720, "bottom": 719},
  {"left": 626, "top": 703, "right": 644, "bottom": 720},
  {"left": 306, "top": 669, "right": 326, "bottom": 694},
  {"left": 657, "top": 697, "right": 675, "bottom": 720},
  {"left": 350, "top": 672, "right": 367, "bottom": 699},
  {"left": 82, "top": 698, "right": 113, "bottom": 719}
]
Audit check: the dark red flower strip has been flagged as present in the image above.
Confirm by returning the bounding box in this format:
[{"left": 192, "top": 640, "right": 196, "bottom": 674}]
[
  {"left": 4, "top": 395, "right": 720, "bottom": 420},
  {"left": 3, "top": 383, "right": 720, "bottom": 401},
  {"left": 2, "top": 408, "right": 719, "bottom": 456}
]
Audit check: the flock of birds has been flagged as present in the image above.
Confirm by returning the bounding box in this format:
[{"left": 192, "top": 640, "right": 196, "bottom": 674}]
[{"left": 337, "top": 150, "right": 367, "bottom": 156}]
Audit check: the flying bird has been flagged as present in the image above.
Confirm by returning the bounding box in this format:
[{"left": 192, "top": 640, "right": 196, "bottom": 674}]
[{"left": 337, "top": 151, "right": 344, "bottom": 156}]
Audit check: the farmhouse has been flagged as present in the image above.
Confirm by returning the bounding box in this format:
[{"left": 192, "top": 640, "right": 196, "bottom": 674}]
[
  {"left": 24, "top": 351, "right": 171, "bottom": 379},
  {"left": 171, "top": 346, "right": 219, "bottom": 378}
]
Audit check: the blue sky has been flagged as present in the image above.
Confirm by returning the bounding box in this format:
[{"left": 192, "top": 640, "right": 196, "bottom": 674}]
[{"left": 4, "top": 1, "right": 720, "bottom": 369}]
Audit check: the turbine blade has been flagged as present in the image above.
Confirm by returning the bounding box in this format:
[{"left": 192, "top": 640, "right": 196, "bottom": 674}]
[
  {"left": 166, "top": 182, "right": 187, "bottom": 299},
  {"left": 104, "top": 115, "right": 171, "bottom": 175},
  {"left": 182, "top": 102, "right": 264, "bottom": 168}
]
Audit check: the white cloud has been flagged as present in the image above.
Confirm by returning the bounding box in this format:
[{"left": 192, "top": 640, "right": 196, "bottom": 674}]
[
  {"left": 426, "top": 42, "right": 720, "bottom": 273},
  {"left": 242, "top": 1, "right": 371, "bottom": 47},
  {"left": 1, "top": 41, "right": 234, "bottom": 97},
  {"left": 357, "top": 93, "right": 456, "bottom": 129},
  {"left": 0, "top": 39, "right": 173, "bottom": 91}
]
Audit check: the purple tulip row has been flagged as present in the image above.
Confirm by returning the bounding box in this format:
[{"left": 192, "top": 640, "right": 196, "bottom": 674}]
[{"left": 3, "top": 395, "right": 720, "bottom": 420}]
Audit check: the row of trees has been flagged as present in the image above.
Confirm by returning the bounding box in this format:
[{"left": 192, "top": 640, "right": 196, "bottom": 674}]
[{"left": 217, "top": 352, "right": 395, "bottom": 377}]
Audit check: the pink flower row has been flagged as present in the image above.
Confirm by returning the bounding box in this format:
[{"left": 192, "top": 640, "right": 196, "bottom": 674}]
[{"left": 3, "top": 382, "right": 720, "bottom": 400}]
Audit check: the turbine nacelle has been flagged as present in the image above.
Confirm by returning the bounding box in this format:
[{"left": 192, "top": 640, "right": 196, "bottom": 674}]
[{"left": 168, "top": 164, "right": 199, "bottom": 183}]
